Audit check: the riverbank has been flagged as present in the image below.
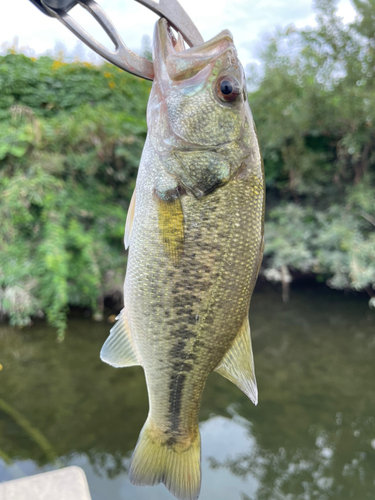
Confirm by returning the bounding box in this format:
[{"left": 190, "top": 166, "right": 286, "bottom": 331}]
[{"left": 0, "top": 280, "right": 372, "bottom": 336}]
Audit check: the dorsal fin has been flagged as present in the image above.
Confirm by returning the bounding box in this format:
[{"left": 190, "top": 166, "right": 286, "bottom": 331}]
[
  {"left": 125, "top": 188, "right": 136, "bottom": 250},
  {"left": 214, "top": 316, "right": 258, "bottom": 405},
  {"left": 100, "top": 309, "right": 141, "bottom": 367}
]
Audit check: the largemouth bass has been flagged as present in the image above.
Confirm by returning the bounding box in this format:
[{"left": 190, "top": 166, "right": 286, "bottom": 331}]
[{"left": 101, "top": 18, "right": 264, "bottom": 500}]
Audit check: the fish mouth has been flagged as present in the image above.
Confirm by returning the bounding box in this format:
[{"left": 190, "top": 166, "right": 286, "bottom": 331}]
[
  {"left": 176, "top": 140, "right": 237, "bottom": 153},
  {"left": 154, "top": 18, "right": 235, "bottom": 82}
]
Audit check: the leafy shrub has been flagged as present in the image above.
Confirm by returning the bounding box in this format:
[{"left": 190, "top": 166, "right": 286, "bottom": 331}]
[
  {"left": 250, "top": 0, "right": 375, "bottom": 305},
  {"left": 0, "top": 55, "right": 150, "bottom": 335}
]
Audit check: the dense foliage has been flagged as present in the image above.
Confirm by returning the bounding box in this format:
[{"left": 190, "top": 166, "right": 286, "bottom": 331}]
[
  {"left": 0, "top": 54, "right": 150, "bottom": 334},
  {"left": 251, "top": 0, "right": 375, "bottom": 301},
  {"left": 0, "top": 0, "right": 374, "bottom": 333}
]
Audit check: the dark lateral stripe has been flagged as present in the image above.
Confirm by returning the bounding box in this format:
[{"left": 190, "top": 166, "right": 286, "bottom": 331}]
[
  {"left": 167, "top": 349, "right": 195, "bottom": 434},
  {"left": 168, "top": 372, "right": 186, "bottom": 433}
]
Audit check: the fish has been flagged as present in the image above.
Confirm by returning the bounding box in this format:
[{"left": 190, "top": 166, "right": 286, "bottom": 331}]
[{"left": 100, "top": 17, "right": 265, "bottom": 500}]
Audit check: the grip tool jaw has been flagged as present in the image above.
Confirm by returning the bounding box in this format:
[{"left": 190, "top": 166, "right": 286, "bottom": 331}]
[{"left": 29, "top": 0, "right": 204, "bottom": 80}]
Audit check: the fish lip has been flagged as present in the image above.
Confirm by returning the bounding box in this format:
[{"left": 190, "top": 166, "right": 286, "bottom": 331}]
[
  {"left": 155, "top": 18, "right": 236, "bottom": 82},
  {"left": 176, "top": 141, "right": 234, "bottom": 153},
  {"left": 154, "top": 18, "right": 181, "bottom": 63}
]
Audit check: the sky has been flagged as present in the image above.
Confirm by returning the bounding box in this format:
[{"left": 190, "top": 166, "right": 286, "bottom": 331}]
[{"left": 2, "top": 0, "right": 357, "bottom": 67}]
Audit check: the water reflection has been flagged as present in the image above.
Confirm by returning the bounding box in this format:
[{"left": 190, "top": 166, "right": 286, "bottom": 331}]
[{"left": 0, "top": 285, "right": 374, "bottom": 499}]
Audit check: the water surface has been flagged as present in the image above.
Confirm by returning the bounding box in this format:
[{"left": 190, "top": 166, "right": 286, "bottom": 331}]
[{"left": 0, "top": 285, "right": 374, "bottom": 500}]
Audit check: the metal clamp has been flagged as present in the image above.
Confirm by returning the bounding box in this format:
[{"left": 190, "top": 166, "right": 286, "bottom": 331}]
[
  {"left": 29, "top": 0, "right": 204, "bottom": 80},
  {"left": 29, "top": 0, "right": 76, "bottom": 16}
]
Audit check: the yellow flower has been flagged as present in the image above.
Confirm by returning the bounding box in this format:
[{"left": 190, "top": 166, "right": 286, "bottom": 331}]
[{"left": 52, "top": 60, "right": 64, "bottom": 71}]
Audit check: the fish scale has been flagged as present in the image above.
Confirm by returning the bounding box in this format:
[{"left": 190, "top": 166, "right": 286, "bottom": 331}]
[
  {"left": 101, "top": 18, "right": 265, "bottom": 500},
  {"left": 126, "top": 139, "right": 263, "bottom": 441}
]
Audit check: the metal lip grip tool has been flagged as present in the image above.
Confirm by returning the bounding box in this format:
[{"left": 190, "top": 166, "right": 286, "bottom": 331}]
[{"left": 28, "top": 0, "right": 204, "bottom": 80}]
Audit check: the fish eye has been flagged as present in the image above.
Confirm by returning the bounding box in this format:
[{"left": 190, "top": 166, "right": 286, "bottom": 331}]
[{"left": 215, "top": 76, "right": 241, "bottom": 103}]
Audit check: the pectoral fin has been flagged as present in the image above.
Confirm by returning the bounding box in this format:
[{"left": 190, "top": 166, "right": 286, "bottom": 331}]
[
  {"left": 100, "top": 309, "right": 141, "bottom": 367},
  {"left": 125, "top": 188, "right": 136, "bottom": 250},
  {"left": 156, "top": 194, "right": 184, "bottom": 264},
  {"left": 215, "top": 316, "right": 258, "bottom": 405}
]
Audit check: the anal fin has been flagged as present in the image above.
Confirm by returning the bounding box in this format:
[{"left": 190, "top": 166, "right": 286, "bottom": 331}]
[
  {"left": 214, "top": 316, "right": 258, "bottom": 405},
  {"left": 100, "top": 309, "right": 140, "bottom": 368}
]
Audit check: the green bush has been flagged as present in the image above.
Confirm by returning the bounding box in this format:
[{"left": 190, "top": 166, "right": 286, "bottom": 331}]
[
  {"left": 0, "top": 55, "right": 150, "bottom": 335},
  {"left": 250, "top": 0, "right": 375, "bottom": 303}
]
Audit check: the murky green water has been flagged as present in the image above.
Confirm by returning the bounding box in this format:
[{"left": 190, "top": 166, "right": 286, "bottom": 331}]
[{"left": 0, "top": 285, "right": 374, "bottom": 500}]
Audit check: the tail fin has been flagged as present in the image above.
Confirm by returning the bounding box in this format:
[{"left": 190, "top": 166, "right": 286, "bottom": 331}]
[{"left": 129, "top": 419, "right": 201, "bottom": 500}]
